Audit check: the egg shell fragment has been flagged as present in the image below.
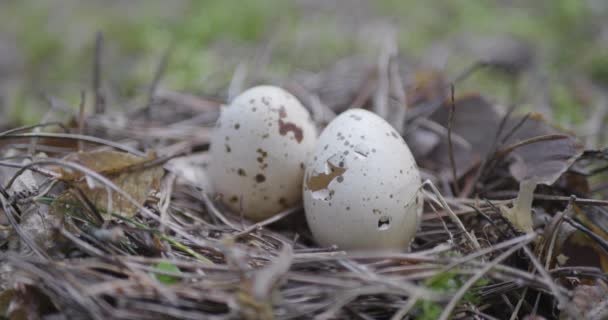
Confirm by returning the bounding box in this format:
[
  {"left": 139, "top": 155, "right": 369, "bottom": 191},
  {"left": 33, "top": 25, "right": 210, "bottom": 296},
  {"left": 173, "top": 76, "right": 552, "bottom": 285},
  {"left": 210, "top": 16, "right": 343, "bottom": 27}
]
[
  {"left": 209, "top": 86, "right": 317, "bottom": 221},
  {"left": 303, "top": 108, "right": 422, "bottom": 250}
]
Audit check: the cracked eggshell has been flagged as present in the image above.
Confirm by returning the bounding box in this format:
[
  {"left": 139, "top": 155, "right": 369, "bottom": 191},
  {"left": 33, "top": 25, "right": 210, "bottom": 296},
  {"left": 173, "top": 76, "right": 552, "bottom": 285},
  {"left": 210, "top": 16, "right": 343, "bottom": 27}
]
[
  {"left": 303, "top": 109, "right": 422, "bottom": 250},
  {"left": 209, "top": 85, "right": 317, "bottom": 221}
]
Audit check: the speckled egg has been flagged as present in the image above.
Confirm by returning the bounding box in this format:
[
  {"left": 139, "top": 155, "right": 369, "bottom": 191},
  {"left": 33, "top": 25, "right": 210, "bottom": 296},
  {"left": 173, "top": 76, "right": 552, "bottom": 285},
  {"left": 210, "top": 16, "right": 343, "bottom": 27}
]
[
  {"left": 303, "top": 108, "right": 422, "bottom": 250},
  {"left": 209, "top": 85, "right": 317, "bottom": 221}
]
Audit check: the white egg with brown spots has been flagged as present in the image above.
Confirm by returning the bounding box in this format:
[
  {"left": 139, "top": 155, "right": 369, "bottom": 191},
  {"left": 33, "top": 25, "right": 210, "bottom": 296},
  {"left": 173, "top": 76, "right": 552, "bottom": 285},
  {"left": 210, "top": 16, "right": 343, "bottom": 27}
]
[
  {"left": 303, "top": 109, "right": 422, "bottom": 250},
  {"left": 209, "top": 85, "right": 317, "bottom": 221}
]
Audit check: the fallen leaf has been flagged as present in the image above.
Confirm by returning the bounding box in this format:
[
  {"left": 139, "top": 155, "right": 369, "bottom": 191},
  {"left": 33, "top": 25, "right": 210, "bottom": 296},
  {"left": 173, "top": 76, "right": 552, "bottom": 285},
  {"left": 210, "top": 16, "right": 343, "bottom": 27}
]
[
  {"left": 426, "top": 93, "right": 503, "bottom": 178},
  {"left": 426, "top": 96, "right": 584, "bottom": 185},
  {"left": 53, "top": 150, "right": 163, "bottom": 220},
  {"left": 504, "top": 114, "right": 584, "bottom": 185},
  {"left": 562, "top": 204, "right": 608, "bottom": 271}
]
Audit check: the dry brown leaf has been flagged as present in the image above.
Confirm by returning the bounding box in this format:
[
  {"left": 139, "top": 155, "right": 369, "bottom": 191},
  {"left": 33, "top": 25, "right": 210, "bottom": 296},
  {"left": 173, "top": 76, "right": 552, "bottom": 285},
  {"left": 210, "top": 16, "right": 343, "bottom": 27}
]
[
  {"left": 560, "top": 204, "right": 608, "bottom": 272},
  {"left": 54, "top": 150, "right": 163, "bottom": 220},
  {"left": 426, "top": 93, "right": 503, "bottom": 178},
  {"left": 504, "top": 114, "right": 584, "bottom": 185},
  {"left": 427, "top": 95, "right": 583, "bottom": 184}
]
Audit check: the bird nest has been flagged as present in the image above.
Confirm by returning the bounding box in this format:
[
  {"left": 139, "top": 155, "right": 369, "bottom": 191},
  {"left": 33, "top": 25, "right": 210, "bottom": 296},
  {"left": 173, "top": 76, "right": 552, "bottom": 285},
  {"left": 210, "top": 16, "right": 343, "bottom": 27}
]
[{"left": 0, "top": 51, "right": 607, "bottom": 320}]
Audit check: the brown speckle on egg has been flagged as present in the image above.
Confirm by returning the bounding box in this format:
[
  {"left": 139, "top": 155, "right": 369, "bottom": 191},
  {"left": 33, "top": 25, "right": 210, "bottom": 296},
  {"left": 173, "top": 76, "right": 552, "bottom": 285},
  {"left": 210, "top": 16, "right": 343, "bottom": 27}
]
[
  {"left": 303, "top": 108, "right": 421, "bottom": 249},
  {"left": 278, "top": 197, "right": 288, "bottom": 207},
  {"left": 278, "top": 118, "right": 304, "bottom": 143},
  {"left": 278, "top": 106, "right": 287, "bottom": 118},
  {"left": 210, "top": 85, "right": 317, "bottom": 222},
  {"left": 255, "top": 174, "right": 266, "bottom": 183}
]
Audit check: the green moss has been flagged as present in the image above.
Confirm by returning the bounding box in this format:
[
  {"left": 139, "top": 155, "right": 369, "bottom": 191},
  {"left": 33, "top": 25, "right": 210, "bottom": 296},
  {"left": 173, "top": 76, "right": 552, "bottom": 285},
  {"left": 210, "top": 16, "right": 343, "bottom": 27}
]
[{"left": 413, "top": 270, "right": 489, "bottom": 319}]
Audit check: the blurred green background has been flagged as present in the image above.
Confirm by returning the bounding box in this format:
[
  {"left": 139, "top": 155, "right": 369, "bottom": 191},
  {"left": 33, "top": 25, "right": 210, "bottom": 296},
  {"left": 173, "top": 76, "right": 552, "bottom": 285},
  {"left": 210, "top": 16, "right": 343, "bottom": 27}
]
[{"left": 0, "top": 0, "right": 607, "bottom": 127}]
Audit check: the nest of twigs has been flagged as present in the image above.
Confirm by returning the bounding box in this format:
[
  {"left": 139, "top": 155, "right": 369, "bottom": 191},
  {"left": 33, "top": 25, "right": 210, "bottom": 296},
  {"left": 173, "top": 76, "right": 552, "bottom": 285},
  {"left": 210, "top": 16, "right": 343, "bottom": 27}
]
[{"left": 1, "top": 38, "right": 608, "bottom": 320}]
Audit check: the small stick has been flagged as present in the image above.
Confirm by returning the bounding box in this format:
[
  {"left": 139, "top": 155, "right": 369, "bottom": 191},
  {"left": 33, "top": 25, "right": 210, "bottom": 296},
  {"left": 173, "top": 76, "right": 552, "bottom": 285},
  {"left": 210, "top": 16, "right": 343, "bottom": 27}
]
[
  {"left": 522, "top": 246, "right": 578, "bottom": 318},
  {"left": 466, "top": 105, "right": 521, "bottom": 197},
  {"left": 145, "top": 45, "right": 172, "bottom": 118},
  {"left": 390, "top": 296, "right": 418, "bottom": 320},
  {"left": 0, "top": 132, "right": 145, "bottom": 156},
  {"left": 509, "top": 288, "right": 528, "bottom": 320},
  {"left": 422, "top": 190, "right": 455, "bottom": 243},
  {"left": 93, "top": 31, "right": 105, "bottom": 114},
  {"left": 29, "top": 97, "right": 59, "bottom": 156},
  {"left": 438, "top": 233, "right": 536, "bottom": 320},
  {"left": 447, "top": 84, "right": 460, "bottom": 195},
  {"left": 495, "top": 134, "right": 569, "bottom": 158},
  {"left": 78, "top": 91, "right": 86, "bottom": 152},
  {"left": 0, "top": 188, "right": 49, "bottom": 259},
  {"left": 0, "top": 122, "right": 69, "bottom": 136},
  {"left": 487, "top": 191, "right": 608, "bottom": 207},
  {"left": 422, "top": 179, "right": 480, "bottom": 249},
  {"left": 542, "top": 196, "right": 575, "bottom": 269},
  {"left": 232, "top": 206, "right": 300, "bottom": 239}
]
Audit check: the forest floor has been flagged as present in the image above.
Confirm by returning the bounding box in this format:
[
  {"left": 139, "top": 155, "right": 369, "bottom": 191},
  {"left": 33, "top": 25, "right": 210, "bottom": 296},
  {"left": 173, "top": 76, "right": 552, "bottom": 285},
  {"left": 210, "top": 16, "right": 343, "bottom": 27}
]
[{"left": 1, "top": 1, "right": 608, "bottom": 319}]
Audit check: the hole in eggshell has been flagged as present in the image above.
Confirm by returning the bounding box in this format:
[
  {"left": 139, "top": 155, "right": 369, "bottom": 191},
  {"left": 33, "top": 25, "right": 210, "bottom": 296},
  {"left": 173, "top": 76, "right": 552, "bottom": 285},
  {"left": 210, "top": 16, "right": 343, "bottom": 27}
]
[
  {"left": 310, "top": 188, "right": 332, "bottom": 201},
  {"left": 378, "top": 216, "right": 391, "bottom": 231}
]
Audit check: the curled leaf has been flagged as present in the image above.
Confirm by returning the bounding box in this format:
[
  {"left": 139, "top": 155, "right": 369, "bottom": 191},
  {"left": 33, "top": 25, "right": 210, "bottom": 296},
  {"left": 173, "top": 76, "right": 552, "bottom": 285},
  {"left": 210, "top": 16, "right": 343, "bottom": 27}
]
[
  {"left": 52, "top": 150, "right": 163, "bottom": 220},
  {"left": 426, "top": 95, "right": 583, "bottom": 186},
  {"left": 504, "top": 115, "right": 584, "bottom": 185}
]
